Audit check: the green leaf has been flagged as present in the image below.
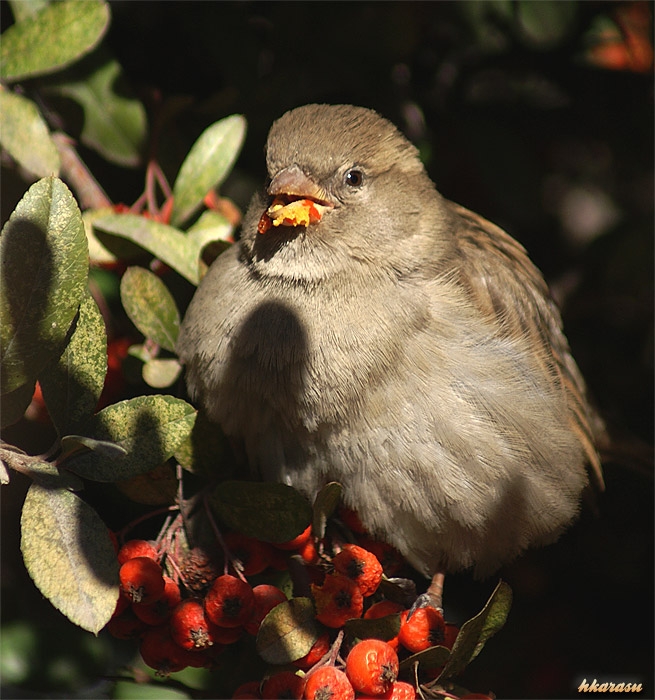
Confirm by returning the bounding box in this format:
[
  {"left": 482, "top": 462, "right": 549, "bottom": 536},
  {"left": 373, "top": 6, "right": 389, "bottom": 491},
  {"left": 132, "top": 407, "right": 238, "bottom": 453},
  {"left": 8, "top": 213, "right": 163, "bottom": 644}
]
[
  {"left": 8, "top": 0, "right": 50, "bottom": 24},
  {"left": 120, "top": 267, "right": 180, "bottom": 352},
  {"left": 39, "top": 291, "right": 107, "bottom": 437},
  {"left": 142, "top": 358, "right": 182, "bottom": 389},
  {"left": 171, "top": 115, "right": 246, "bottom": 227},
  {"left": 439, "top": 580, "right": 512, "bottom": 679},
  {"left": 63, "top": 395, "right": 196, "bottom": 481},
  {"left": 1, "top": 0, "right": 110, "bottom": 82},
  {"left": 173, "top": 410, "right": 229, "bottom": 477},
  {"left": 0, "top": 379, "right": 35, "bottom": 429},
  {"left": 345, "top": 613, "right": 401, "bottom": 644},
  {"left": 0, "top": 89, "right": 60, "bottom": 178},
  {"left": 211, "top": 481, "right": 313, "bottom": 544},
  {"left": 51, "top": 55, "right": 147, "bottom": 167},
  {"left": 516, "top": 0, "right": 577, "bottom": 48},
  {"left": 256, "top": 597, "right": 318, "bottom": 665},
  {"left": 20, "top": 483, "right": 119, "bottom": 633},
  {"left": 313, "top": 481, "right": 343, "bottom": 539},
  {"left": 93, "top": 214, "right": 200, "bottom": 284},
  {"left": 0, "top": 177, "right": 89, "bottom": 393},
  {"left": 399, "top": 645, "right": 451, "bottom": 674}
]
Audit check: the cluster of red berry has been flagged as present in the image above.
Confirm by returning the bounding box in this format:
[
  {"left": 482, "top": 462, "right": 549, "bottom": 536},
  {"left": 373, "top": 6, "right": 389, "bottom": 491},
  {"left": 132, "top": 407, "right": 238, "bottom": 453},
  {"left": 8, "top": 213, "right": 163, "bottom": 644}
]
[{"left": 105, "top": 517, "right": 485, "bottom": 699}]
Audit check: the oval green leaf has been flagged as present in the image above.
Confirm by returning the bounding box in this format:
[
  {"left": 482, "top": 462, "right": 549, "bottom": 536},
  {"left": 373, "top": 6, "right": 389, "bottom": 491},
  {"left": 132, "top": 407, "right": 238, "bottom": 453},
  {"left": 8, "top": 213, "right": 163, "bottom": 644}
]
[
  {"left": 20, "top": 483, "right": 119, "bottom": 633},
  {"left": 171, "top": 115, "right": 246, "bottom": 227},
  {"left": 345, "top": 613, "right": 401, "bottom": 644},
  {"left": 0, "top": 177, "right": 89, "bottom": 393},
  {"left": 439, "top": 580, "right": 512, "bottom": 680},
  {"left": 120, "top": 267, "right": 180, "bottom": 351},
  {"left": 51, "top": 55, "right": 147, "bottom": 167},
  {"left": 0, "top": 379, "right": 35, "bottom": 429},
  {"left": 39, "top": 291, "right": 107, "bottom": 437},
  {"left": 0, "top": 89, "right": 60, "bottom": 177},
  {"left": 256, "top": 597, "right": 318, "bottom": 665},
  {"left": 93, "top": 214, "right": 199, "bottom": 284},
  {"left": 312, "top": 481, "right": 343, "bottom": 539},
  {"left": 63, "top": 395, "right": 196, "bottom": 481},
  {"left": 210, "top": 481, "right": 313, "bottom": 544},
  {"left": 142, "top": 358, "right": 182, "bottom": 389},
  {"left": 1, "top": 0, "right": 110, "bottom": 82}
]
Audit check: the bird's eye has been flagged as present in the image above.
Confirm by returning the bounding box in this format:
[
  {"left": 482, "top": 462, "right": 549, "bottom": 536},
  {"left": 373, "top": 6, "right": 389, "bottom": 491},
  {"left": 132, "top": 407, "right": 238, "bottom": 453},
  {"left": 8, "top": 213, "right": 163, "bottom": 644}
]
[{"left": 344, "top": 169, "right": 364, "bottom": 187}]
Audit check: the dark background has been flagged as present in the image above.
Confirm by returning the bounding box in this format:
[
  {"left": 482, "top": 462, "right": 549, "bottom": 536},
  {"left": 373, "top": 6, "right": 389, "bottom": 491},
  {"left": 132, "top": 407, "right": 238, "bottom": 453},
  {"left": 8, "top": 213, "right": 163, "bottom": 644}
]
[{"left": 1, "top": 2, "right": 653, "bottom": 698}]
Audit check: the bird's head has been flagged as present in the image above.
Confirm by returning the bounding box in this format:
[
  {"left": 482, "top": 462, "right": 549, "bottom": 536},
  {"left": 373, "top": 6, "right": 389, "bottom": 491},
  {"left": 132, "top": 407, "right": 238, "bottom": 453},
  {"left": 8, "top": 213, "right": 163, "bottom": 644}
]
[{"left": 240, "top": 104, "right": 445, "bottom": 282}]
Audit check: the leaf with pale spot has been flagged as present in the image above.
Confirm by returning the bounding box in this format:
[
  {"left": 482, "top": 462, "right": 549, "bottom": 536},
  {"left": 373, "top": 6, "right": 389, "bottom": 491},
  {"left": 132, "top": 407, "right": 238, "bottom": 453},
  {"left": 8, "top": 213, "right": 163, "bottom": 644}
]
[
  {"left": 120, "top": 267, "right": 179, "bottom": 352},
  {"left": 20, "top": 483, "right": 119, "bottom": 633},
  {"left": 1, "top": 0, "right": 110, "bottom": 82},
  {"left": 63, "top": 395, "right": 196, "bottom": 481},
  {"left": 210, "top": 481, "right": 312, "bottom": 544},
  {"left": 256, "top": 597, "right": 318, "bottom": 665},
  {"left": 0, "top": 177, "right": 89, "bottom": 393},
  {"left": 39, "top": 291, "right": 107, "bottom": 437}
]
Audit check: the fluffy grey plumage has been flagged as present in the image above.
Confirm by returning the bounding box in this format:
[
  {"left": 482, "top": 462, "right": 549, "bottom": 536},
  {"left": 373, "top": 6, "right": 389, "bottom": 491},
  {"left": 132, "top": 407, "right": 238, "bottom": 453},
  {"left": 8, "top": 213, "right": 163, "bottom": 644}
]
[{"left": 177, "top": 104, "right": 603, "bottom": 580}]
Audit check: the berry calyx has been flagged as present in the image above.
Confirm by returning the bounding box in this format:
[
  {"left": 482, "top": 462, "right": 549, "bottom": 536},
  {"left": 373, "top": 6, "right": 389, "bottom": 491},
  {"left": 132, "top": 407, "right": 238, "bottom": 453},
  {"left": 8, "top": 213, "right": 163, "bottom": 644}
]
[
  {"left": 304, "top": 666, "right": 355, "bottom": 700},
  {"left": 204, "top": 574, "right": 255, "bottom": 628},
  {"left": 345, "top": 639, "right": 399, "bottom": 696},
  {"left": 119, "top": 556, "right": 165, "bottom": 604}
]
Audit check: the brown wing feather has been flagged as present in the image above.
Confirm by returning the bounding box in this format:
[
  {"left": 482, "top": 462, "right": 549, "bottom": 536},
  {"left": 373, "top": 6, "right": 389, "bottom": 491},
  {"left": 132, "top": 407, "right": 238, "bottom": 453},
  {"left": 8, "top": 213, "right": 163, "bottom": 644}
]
[{"left": 447, "top": 201, "right": 605, "bottom": 491}]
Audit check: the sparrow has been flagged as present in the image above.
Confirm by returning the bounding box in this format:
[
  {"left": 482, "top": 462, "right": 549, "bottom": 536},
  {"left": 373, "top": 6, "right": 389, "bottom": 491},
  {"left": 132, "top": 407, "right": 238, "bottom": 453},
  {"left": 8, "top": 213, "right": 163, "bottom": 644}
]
[{"left": 177, "top": 104, "right": 604, "bottom": 608}]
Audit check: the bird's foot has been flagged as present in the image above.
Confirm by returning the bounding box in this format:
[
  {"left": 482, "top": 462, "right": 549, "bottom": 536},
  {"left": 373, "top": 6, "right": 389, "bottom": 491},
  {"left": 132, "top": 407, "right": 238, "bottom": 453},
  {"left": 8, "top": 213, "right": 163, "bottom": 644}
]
[{"left": 407, "top": 571, "right": 445, "bottom": 619}]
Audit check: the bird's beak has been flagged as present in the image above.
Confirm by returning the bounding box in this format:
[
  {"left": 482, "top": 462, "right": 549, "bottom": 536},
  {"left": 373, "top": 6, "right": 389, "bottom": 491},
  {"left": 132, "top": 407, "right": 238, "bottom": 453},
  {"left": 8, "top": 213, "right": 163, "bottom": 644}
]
[{"left": 258, "top": 165, "right": 333, "bottom": 234}]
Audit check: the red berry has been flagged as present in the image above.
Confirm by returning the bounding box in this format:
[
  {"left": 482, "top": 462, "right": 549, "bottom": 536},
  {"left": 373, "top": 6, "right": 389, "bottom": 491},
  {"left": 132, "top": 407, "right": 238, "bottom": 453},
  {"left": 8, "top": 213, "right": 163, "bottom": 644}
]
[
  {"left": 139, "top": 625, "right": 195, "bottom": 675},
  {"left": 398, "top": 607, "right": 446, "bottom": 653},
  {"left": 117, "top": 539, "right": 158, "bottom": 565},
  {"left": 232, "top": 680, "right": 261, "bottom": 698},
  {"left": 293, "top": 632, "right": 331, "bottom": 669},
  {"left": 338, "top": 507, "right": 367, "bottom": 534},
  {"left": 358, "top": 681, "right": 417, "bottom": 700},
  {"left": 209, "top": 624, "right": 244, "bottom": 645},
  {"left": 244, "top": 584, "right": 287, "bottom": 635},
  {"left": 261, "top": 670, "right": 305, "bottom": 699},
  {"left": 304, "top": 666, "right": 355, "bottom": 700},
  {"left": 105, "top": 607, "right": 148, "bottom": 639},
  {"left": 119, "top": 556, "right": 165, "bottom": 604},
  {"left": 133, "top": 575, "right": 181, "bottom": 625},
  {"left": 363, "top": 600, "right": 404, "bottom": 651},
  {"left": 170, "top": 598, "right": 215, "bottom": 650},
  {"left": 357, "top": 537, "right": 405, "bottom": 577},
  {"left": 298, "top": 537, "right": 319, "bottom": 564},
  {"left": 333, "top": 544, "right": 383, "bottom": 597},
  {"left": 204, "top": 574, "right": 255, "bottom": 628},
  {"left": 311, "top": 573, "right": 364, "bottom": 628},
  {"left": 224, "top": 532, "right": 274, "bottom": 576},
  {"left": 346, "top": 639, "right": 398, "bottom": 696},
  {"left": 274, "top": 524, "right": 312, "bottom": 551}
]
